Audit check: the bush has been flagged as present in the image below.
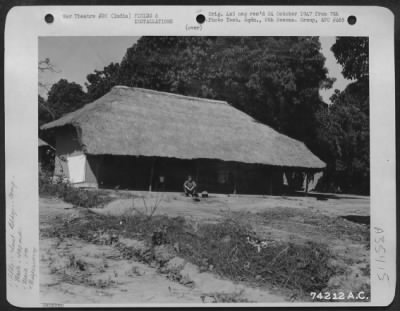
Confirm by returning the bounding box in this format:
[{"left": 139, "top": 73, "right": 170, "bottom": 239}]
[
  {"left": 62, "top": 188, "right": 111, "bottom": 208},
  {"left": 177, "top": 219, "right": 335, "bottom": 293},
  {"left": 39, "top": 171, "right": 70, "bottom": 197},
  {"left": 39, "top": 170, "right": 112, "bottom": 208}
]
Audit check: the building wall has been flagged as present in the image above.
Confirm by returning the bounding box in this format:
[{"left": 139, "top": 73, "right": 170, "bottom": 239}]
[
  {"left": 196, "top": 160, "right": 282, "bottom": 195},
  {"left": 52, "top": 130, "right": 314, "bottom": 193},
  {"left": 89, "top": 155, "right": 284, "bottom": 195},
  {"left": 54, "top": 126, "right": 97, "bottom": 187},
  {"left": 94, "top": 155, "right": 193, "bottom": 191},
  {"left": 85, "top": 155, "right": 100, "bottom": 186},
  {"left": 94, "top": 155, "right": 153, "bottom": 190}
]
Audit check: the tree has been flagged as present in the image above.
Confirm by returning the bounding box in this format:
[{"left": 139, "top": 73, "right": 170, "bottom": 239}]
[
  {"left": 46, "top": 79, "right": 87, "bottom": 119},
  {"left": 38, "top": 58, "right": 59, "bottom": 124},
  {"left": 86, "top": 37, "right": 333, "bottom": 148},
  {"left": 316, "top": 82, "right": 369, "bottom": 193},
  {"left": 85, "top": 62, "right": 121, "bottom": 102},
  {"left": 38, "top": 95, "right": 54, "bottom": 126},
  {"left": 315, "top": 37, "right": 369, "bottom": 194},
  {"left": 331, "top": 37, "right": 368, "bottom": 80}
]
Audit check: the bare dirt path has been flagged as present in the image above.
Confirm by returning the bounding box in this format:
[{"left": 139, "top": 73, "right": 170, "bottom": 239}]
[
  {"left": 92, "top": 191, "right": 370, "bottom": 220},
  {"left": 40, "top": 237, "right": 204, "bottom": 304}
]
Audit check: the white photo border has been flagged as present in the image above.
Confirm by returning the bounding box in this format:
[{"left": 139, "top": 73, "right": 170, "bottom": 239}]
[{"left": 4, "top": 5, "right": 396, "bottom": 307}]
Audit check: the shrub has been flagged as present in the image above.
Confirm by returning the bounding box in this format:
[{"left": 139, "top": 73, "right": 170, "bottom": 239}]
[
  {"left": 39, "top": 171, "right": 70, "bottom": 197},
  {"left": 177, "top": 219, "right": 335, "bottom": 293},
  {"left": 39, "top": 170, "right": 112, "bottom": 208},
  {"left": 62, "top": 188, "right": 111, "bottom": 208}
]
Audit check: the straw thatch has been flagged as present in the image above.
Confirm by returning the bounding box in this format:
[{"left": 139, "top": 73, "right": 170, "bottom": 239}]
[
  {"left": 41, "top": 86, "right": 325, "bottom": 169},
  {"left": 39, "top": 138, "right": 49, "bottom": 147}
]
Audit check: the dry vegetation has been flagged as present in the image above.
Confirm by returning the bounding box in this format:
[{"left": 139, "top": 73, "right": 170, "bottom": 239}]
[
  {"left": 40, "top": 185, "right": 370, "bottom": 302},
  {"left": 39, "top": 171, "right": 113, "bottom": 208}
]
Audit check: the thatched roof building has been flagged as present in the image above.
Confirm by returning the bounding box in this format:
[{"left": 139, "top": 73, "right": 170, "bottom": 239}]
[
  {"left": 41, "top": 86, "right": 325, "bottom": 193},
  {"left": 42, "top": 86, "right": 324, "bottom": 167}
]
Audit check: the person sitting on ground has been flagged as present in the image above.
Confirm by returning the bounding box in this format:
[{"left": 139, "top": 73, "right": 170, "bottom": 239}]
[{"left": 183, "top": 175, "right": 197, "bottom": 197}]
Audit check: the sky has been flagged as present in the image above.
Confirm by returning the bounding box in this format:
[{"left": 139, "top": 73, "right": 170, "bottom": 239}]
[
  {"left": 319, "top": 37, "right": 353, "bottom": 103},
  {"left": 39, "top": 37, "right": 139, "bottom": 95},
  {"left": 39, "top": 36, "right": 352, "bottom": 103}
]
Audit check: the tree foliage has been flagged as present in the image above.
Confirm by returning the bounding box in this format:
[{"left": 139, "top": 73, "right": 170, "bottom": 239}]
[
  {"left": 331, "top": 37, "right": 368, "bottom": 80},
  {"left": 39, "top": 79, "right": 88, "bottom": 144},
  {"left": 86, "top": 37, "right": 333, "bottom": 148},
  {"left": 46, "top": 79, "right": 87, "bottom": 119},
  {"left": 40, "top": 36, "right": 370, "bottom": 194},
  {"left": 38, "top": 95, "right": 54, "bottom": 126},
  {"left": 38, "top": 58, "right": 58, "bottom": 126},
  {"left": 315, "top": 37, "right": 369, "bottom": 194},
  {"left": 86, "top": 62, "right": 121, "bottom": 102}
]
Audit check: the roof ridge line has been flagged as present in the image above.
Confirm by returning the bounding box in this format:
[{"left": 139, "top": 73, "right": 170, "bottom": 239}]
[{"left": 112, "top": 85, "right": 229, "bottom": 105}]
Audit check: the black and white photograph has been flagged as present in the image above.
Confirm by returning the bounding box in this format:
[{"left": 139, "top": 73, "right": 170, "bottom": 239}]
[{"left": 37, "top": 35, "right": 371, "bottom": 304}]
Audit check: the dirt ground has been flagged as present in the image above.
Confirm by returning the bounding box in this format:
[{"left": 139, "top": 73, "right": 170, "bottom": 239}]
[
  {"left": 92, "top": 190, "right": 370, "bottom": 219},
  {"left": 40, "top": 192, "right": 370, "bottom": 304},
  {"left": 40, "top": 198, "right": 203, "bottom": 304}
]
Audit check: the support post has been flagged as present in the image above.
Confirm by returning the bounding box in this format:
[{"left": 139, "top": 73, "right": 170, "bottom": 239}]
[
  {"left": 233, "top": 163, "right": 238, "bottom": 195},
  {"left": 269, "top": 167, "right": 273, "bottom": 195},
  {"left": 149, "top": 158, "right": 155, "bottom": 192},
  {"left": 304, "top": 172, "right": 309, "bottom": 195},
  {"left": 95, "top": 156, "right": 101, "bottom": 188},
  {"left": 195, "top": 160, "right": 199, "bottom": 182}
]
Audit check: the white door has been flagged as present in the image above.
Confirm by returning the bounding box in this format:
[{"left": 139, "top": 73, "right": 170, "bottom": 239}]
[{"left": 67, "top": 154, "right": 86, "bottom": 183}]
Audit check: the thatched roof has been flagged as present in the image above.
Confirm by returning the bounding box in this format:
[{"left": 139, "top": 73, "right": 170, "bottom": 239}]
[
  {"left": 39, "top": 138, "right": 49, "bottom": 147},
  {"left": 41, "top": 86, "right": 325, "bottom": 169}
]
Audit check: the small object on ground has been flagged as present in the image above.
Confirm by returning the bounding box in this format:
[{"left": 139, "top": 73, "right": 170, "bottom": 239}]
[
  {"left": 201, "top": 295, "right": 217, "bottom": 303},
  {"left": 110, "top": 233, "right": 119, "bottom": 244},
  {"left": 221, "top": 235, "right": 231, "bottom": 244},
  {"left": 75, "top": 259, "right": 86, "bottom": 271},
  {"left": 201, "top": 191, "right": 208, "bottom": 198},
  {"left": 130, "top": 266, "right": 143, "bottom": 276},
  {"left": 152, "top": 231, "right": 163, "bottom": 245},
  {"left": 173, "top": 242, "right": 180, "bottom": 253},
  {"left": 201, "top": 295, "right": 216, "bottom": 303},
  {"left": 289, "top": 293, "right": 298, "bottom": 302},
  {"left": 192, "top": 197, "right": 201, "bottom": 202},
  {"left": 152, "top": 230, "right": 168, "bottom": 245}
]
